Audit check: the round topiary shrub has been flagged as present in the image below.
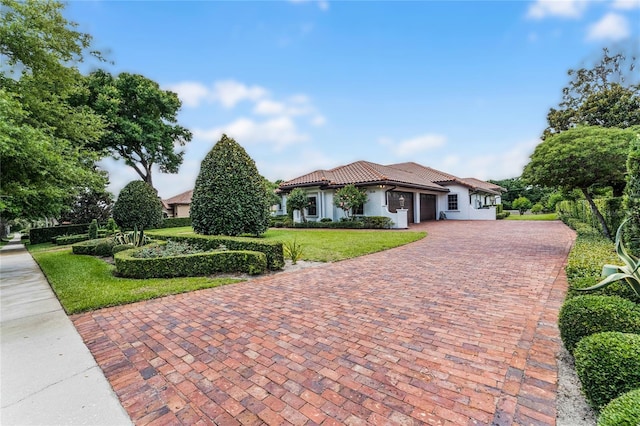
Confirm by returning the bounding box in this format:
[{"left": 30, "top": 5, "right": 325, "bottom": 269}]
[
  {"left": 574, "top": 332, "right": 640, "bottom": 411},
  {"left": 190, "top": 134, "right": 269, "bottom": 236},
  {"left": 559, "top": 295, "right": 640, "bottom": 354},
  {"left": 95, "top": 240, "right": 116, "bottom": 257},
  {"left": 112, "top": 181, "right": 163, "bottom": 231},
  {"left": 597, "top": 388, "right": 640, "bottom": 426}
]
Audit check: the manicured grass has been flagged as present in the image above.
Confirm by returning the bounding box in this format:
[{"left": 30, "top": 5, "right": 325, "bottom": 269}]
[
  {"left": 30, "top": 248, "right": 242, "bottom": 314},
  {"left": 148, "top": 227, "right": 427, "bottom": 262},
  {"left": 506, "top": 213, "right": 559, "bottom": 221}
]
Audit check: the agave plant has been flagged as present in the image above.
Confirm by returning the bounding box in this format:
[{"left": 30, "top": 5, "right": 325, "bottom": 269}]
[
  {"left": 113, "top": 226, "right": 149, "bottom": 247},
  {"left": 577, "top": 219, "right": 640, "bottom": 297}
]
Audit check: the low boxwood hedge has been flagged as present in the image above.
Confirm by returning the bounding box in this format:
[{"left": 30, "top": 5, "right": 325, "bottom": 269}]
[
  {"left": 558, "top": 295, "right": 640, "bottom": 354},
  {"left": 152, "top": 234, "right": 284, "bottom": 270},
  {"left": 72, "top": 238, "right": 114, "bottom": 255},
  {"left": 29, "top": 224, "right": 90, "bottom": 245},
  {"left": 291, "top": 216, "right": 394, "bottom": 229},
  {"left": 575, "top": 332, "right": 640, "bottom": 411},
  {"left": 115, "top": 246, "right": 267, "bottom": 278},
  {"left": 597, "top": 388, "right": 640, "bottom": 426},
  {"left": 565, "top": 234, "right": 639, "bottom": 303},
  {"left": 157, "top": 217, "right": 192, "bottom": 228},
  {"left": 55, "top": 234, "right": 90, "bottom": 245}
]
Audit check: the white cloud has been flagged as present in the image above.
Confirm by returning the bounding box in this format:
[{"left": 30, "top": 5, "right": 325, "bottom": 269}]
[
  {"left": 435, "top": 139, "right": 539, "bottom": 180},
  {"left": 526, "top": 0, "right": 588, "bottom": 19},
  {"left": 612, "top": 0, "right": 640, "bottom": 9},
  {"left": 288, "top": 0, "right": 329, "bottom": 11},
  {"left": 310, "top": 115, "right": 326, "bottom": 126},
  {"left": 165, "top": 81, "right": 210, "bottom": 107},
  {"left": 212, "top": 80, "right": 268, "bottom": 108},
  {"left": 258, "top": 149, "right": 337, "bottom": 181},
  {"left": 587, "top": 12, "right": 630, "bottom": 41},
  {"left": 193, "top": 116, "right": 309, "bottom": 151},
  {"left": 380, "top": 133, "right": 446, "bottom": 157}
]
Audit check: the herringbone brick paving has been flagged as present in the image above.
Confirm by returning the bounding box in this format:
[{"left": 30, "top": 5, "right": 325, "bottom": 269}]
[{"left": 72, "top": 221, "right": 575, "bottom": 425}]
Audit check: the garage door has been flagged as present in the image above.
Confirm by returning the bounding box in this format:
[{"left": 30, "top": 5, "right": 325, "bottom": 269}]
[{"left": 420, "top": 194, "right": 437, "bottom": 221}]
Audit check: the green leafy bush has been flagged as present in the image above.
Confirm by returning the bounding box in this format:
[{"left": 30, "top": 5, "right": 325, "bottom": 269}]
[
  {"left": 320, "top": 218, "right": 333, "bottom": 223},
  {"left": 558, "top": 295, "right": 640, "bottom": 353},
  {"left": 133, "top": 240, "right": 207, "bottom": 258},
  {"left": 112, "top": 180, "right": 163, "bottom": 231},
  {"left": 105, "top": 218, "right": 118, "bottom": 234},
  {"left": 361, "top": 216, "right": 394, "bottom": 229},
  {"left": 56, "top": 234, "right": 90, "bottom": 245},
  {"left": 158, "top": 217, "right": 192, "bottom": 229},
  {"left": 574, "top": 332, "right": 640, "bottom": 411},
  {"left": 531, "top": 203, "right": 544, "bottom": 214},
  {"left": 558, "top": 198, "right": 625, "bottom": 240},
  {"left": 29, "top": 224, "right": 90, "bottom": 245},
  {"left": 95, "top": 240, "right": 116, "bottom": 257},
  {"left": 624, "top": 134, "right": 640, "bottom": 256},
  {"left": 566, "top": 234, "right": 640, "bottom": 303},
  {"left": 190, "top": 134, "right": 269, "bottom": 236},
  {"left": 72, "top": 238, "right": 113, "bottom": 255},
  {"left": 152, "top": 234, "right": 284, "bottom": 270},
  {"left": 293, "top": 220, "right": 364, "bottom": 229},
  {"left": 115, "top": 247, "right": 267, "bottom": 278},
  {"left": 496, "top": 211, "right": 511, "bottom": 220},
  {"left": 88, "top": 219, "right": 98, "bottom": 240},
  {"left": 597, "top": 388, "right": 640, "bottom": 426},
  {"left": 112, "top": 244, "right": 134, "bottom": 254},
  {"left": 269, "top": 215, "right": 289, "bottom": 227}
]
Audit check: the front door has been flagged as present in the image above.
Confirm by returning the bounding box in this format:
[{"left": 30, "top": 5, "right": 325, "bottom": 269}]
[{"left": 420, "top": 194, "right": 437, "bottom": 221}]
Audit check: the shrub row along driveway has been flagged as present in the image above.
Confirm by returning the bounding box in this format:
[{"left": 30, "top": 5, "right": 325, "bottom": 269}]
[{"left": 73, "top": 221, "right": 575, "bottom": 425}]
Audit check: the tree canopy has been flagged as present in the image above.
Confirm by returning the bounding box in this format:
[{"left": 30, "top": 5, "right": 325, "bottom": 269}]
[
  {"left": 80, "top": 70, "right": 192, "bottom": 190},
  {"left": 0, "top": 0, "right": 107, "bottom": 221},
  {"left": 334, "top": 184, "right": 368, "bottom": 219},
  {"left": 112, "top": 180, "right": 163, "bottom": 231},
  {"left": 523, "top": 126, "right": 637, "bottom": 238},
  {"left": 287, "top": 188, "right": 310, "bottom": 223},
  {"left": 190, "top": 135, "right": 269, "bottom": 236},
  {"left": 543, "top": 48, "right": 640, "bottom": 139}
]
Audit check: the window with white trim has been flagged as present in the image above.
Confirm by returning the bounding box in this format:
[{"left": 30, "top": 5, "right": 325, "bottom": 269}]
[
  {"left": 447, "top": 194, "right": 458, "bottom": 211},
  {"left": 307, "top": 196, "right": 317, "bottom": 216}
]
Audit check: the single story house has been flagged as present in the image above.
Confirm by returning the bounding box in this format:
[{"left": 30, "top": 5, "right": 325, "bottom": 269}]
[
  {"left": 163, "top": 189, "right": 193, "bottom": 218},
  {"left": 277, "top": 161, "right": 505, "bottom": 227}
]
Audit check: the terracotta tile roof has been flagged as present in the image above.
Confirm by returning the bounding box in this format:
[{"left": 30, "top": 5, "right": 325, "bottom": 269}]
[
  {"left": 460, "top": 178, "right": 505, "bottom": 195},
  {"left": 279, "top": 161, "right": 504, "bottom": 195},
  {"left": 163, "top": 189, "right": 193, "bottom": 205}
]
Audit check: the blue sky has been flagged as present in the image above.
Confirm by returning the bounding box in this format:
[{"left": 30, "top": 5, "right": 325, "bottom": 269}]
[{"left": 67, "top": 0, "right": 640, "bottom": 200}]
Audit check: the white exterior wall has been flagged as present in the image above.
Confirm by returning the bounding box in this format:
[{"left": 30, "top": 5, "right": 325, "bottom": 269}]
[{"left": 439, "top": 184, "right": 496, "bottom": 220}]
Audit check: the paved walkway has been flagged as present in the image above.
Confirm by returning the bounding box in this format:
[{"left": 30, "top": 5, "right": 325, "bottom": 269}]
[
  {"left": 73, "top": 221, "right": 575, "bottom": 425},
  {"left": 0, "top": 235, "right": 131, "bottom": 425}
]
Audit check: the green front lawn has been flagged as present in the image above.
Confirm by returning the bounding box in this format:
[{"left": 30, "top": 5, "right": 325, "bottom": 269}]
[
  {"left": 506, "top": 213, "right": 559, "bottom": 221},
  {"left": 148, "top": 227, "right": 427, "bottom": 262},
  {"left": 30, "top": 227, "right": 425, "bottom": 313},
  {"left": 30, "top": 248, "right": 242, "bottom": 314}
]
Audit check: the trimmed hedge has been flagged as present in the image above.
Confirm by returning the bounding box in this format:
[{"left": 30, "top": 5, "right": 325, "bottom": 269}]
[
  {"left": 55, "top": 234, "right": 90, "bottom": 245},
  {"left": 575, "top": 332, "right": 640, "bottom": 411},
  {"left": 29, "top": 224, "right": 90, "bottom": 245},
  {"left": 115, "top": 245, "right": 267, "bottom": 278},
  {"left": 72, "top": 238, "right": 114, "bottom": 255},
  {"left": 151, "top": 234, "right": 284, "bottom": 270},
  {"left": 558, "top": 295, "right": 640, "bottom": 353},
  {"left": 157, "top": 217, "right": 192, "bottom": 229},
  {"left": 597, "top": 388, "right": 640, "bottom": 426},
  {"left": 291, "top": 216, "right": 394, "bottom": 229},
  {"left": 558, "top": 198, "right": 625, "bottom": 239},
  {"left": 565, "top": 233, "right": 639, "bottom": 303}
]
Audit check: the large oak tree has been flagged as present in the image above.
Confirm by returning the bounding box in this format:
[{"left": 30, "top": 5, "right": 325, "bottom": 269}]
[{"left": 81, "top": 70, "right": 193, "bottom": 190}]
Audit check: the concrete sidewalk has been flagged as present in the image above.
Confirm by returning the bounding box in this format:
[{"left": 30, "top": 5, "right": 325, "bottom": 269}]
[{"left": 1, "top": 234, "right": 131, "bottom": 425}]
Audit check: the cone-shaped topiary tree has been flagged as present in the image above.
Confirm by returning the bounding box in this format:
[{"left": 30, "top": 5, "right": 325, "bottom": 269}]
[
  {"left": 625, "top": 134, "right": 640, "bottom": 255},
  {"left": 190, "top": 134, "right": 270, "bottom": 236},
  {"left": 112, "top": 180, "right": 163, "bottom": 231}
]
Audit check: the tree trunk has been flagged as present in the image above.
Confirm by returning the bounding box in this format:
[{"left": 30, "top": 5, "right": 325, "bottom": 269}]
[{"left": 581, "top": 188, "right": 611, "bottom": 240}]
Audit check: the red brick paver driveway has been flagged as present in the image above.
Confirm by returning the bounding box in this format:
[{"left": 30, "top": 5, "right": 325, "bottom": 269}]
[{"left": 73, "top": 221, "right": 575, "bottom": 425}]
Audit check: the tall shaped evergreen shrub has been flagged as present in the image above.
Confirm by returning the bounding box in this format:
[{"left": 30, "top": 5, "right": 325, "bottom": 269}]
[
  {"left": 625, "top": 134, "right": 640, "bottom": 255},
  {"left": 190, "top": 134, "right": 269, "bottom": 236},
  {"left": 112, "top": 181, "right": 163, "bottom": 231}
]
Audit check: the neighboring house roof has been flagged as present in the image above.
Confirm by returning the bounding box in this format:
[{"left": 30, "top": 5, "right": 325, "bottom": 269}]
[
  {"left": 279, "top": 161, "right": 503, "bottom": 194},
  {"left": 163, "top": 189, "right": 193, "bottom": 206}
]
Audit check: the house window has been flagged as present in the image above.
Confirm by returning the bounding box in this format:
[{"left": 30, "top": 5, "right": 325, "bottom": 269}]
[
  {"left": 353, "top": 203, "right": 364, "bottom": 215},
  {"left": 447, "top": 194, "right": 458, "bottom": 211},
  {"left": 307, "top": 196, "right": 317, "bottom": 216}
]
